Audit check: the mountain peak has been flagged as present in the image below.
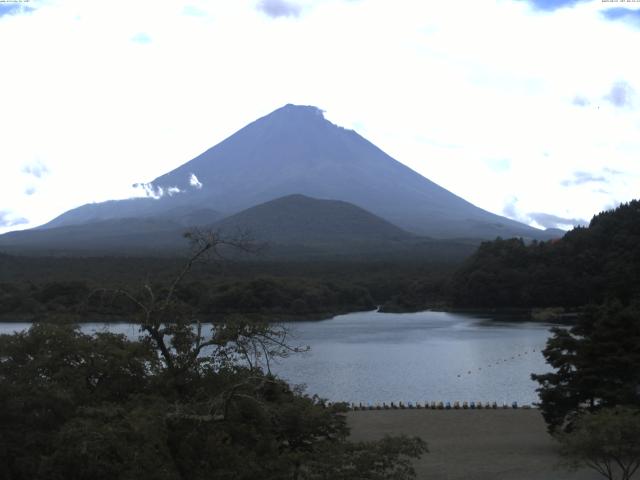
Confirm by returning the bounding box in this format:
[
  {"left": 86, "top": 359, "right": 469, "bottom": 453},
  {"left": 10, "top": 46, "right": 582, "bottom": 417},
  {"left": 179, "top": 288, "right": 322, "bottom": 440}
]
[
  {"left": 278, "top": 103, "right": 325, "bottom": 115},
  {"left": 266, "top": 104, "right": 327, "bottom": 123},
  {"left": 36, "top": 104, "right": 553, "bottom": 241}
]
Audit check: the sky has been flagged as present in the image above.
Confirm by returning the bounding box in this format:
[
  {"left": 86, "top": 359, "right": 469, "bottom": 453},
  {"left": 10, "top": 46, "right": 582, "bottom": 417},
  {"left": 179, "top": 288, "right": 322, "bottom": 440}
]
[{"left": 1, "top": 0, "right": 639, "bottom": 234}]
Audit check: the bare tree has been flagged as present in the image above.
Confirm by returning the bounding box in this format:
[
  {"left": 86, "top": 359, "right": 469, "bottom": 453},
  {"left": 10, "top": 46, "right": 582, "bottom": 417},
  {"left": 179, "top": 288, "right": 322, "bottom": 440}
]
[{"left": 93, "top": 228, "right": 305, "bottom": 377}]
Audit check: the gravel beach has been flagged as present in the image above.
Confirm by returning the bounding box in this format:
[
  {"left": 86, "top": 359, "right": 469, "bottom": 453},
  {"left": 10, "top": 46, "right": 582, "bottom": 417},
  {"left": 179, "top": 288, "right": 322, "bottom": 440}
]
[{"left": 348, "top": 409, "right": 601, "bottom": 480}]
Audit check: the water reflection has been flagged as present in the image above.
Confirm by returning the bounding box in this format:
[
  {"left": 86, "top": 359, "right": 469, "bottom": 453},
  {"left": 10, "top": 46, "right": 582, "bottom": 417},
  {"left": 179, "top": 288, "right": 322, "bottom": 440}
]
[
  {"left": 272, "top": 310, "right": 553, "bottom": 405},
  {"left": 0, "top": 310, "right": 554, "bottom": 404}
]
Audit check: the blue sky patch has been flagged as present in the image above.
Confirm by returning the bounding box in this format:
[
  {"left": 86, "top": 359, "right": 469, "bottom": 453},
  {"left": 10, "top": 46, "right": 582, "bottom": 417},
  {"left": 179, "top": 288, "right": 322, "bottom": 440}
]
[
  {"left": 486, "top": 158, "right": 511, "bottom": 172},
  {"left": 0, "top": 3, "right": 34, "bottom": 18},
  {"left": 604, "top": 81, "right": 634, "bottom": 108},
  {"left": 601, "top": 7, "right": 640, "bottom": 26},
  {"left": 572, "top": 95, "right": 590, "bottom": 107},
  {"left": 257, "top": 0, "right": 301, "bottom": 19},
  {"left": 183, "top": 5, "right": 207, "bottom": 17},
  {"left": 131, "top": 32, "right": 152, "bottom": 44},
  {"left": 520, "top": 0, "right": 591, "bottom": 12},
  {"left": 0, "top": 4, "right": 20, "bottom": 17}
]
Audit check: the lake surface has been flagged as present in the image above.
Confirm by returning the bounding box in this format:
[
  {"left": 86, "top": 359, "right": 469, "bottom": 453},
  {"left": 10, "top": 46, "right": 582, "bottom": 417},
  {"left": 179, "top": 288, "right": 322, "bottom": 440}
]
[{"left": 0, "top": 310, "right": 554, "bottom": 405}]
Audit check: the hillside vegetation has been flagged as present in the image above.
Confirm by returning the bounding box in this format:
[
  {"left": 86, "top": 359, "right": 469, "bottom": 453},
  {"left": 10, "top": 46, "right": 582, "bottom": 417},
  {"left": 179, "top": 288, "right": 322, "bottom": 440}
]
[
  {"left": 0, "top": 255, "right": 458, "bottom": 321},
  {"left": 449, "top": 200, "right": 640, "bottom": 309}
]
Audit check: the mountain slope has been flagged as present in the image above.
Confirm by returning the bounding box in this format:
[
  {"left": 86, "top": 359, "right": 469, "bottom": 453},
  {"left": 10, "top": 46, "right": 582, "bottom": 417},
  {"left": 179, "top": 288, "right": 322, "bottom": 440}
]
[
  {"left": 0, "top": 194, "right": 479, "bottom": 260},
  {"left": 0, "top": 217, "right": 188, "bottom": 254},
  {"left": 41, "top": 104, "right": 550, "bottom": 240},
  {"left": 0, "top": 195, "right": 412, "bottom": 255},
  {"left": 213, "top": 194, "right": 413, "bottom": 245}
]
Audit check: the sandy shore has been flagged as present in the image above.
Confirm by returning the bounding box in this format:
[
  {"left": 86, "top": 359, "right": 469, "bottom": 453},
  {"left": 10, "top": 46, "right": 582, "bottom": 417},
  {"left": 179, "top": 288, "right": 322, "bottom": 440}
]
[{"left": 347, "top": 409, "right": 601, "bottom": 480}]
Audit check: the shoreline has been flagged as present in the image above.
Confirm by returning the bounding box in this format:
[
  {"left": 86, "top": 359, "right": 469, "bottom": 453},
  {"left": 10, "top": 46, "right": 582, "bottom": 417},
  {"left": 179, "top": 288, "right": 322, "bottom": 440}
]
[
  {"left": 0, "top": 310, "right": 362, "bottom": 324},
  {"left": 0, "top": 305, "right": 580, "bottom": 324}
]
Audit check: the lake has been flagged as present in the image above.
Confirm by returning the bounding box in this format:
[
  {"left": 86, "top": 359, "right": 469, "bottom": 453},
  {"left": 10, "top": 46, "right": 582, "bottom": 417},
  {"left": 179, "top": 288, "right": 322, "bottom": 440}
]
[{"left": 0, "top": 310, "right": 554, "bottom": 405}]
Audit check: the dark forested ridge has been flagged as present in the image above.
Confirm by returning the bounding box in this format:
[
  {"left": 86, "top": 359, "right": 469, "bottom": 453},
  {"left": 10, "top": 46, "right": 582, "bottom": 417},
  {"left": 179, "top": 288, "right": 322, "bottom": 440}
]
[
  {"left": 449, "top": 200, "right": 640, "bottom": 309},
  {"left": 0, "top": 254, "right": 459, "bottom": 321},
  {"left": 4, "top": 200, "right": 638, "bottom": 319}
]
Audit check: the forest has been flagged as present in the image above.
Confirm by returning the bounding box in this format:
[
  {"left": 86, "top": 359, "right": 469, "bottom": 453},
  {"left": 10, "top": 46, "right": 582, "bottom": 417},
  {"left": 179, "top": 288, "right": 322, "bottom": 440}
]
[
  {"left": 449, "top": 200, "right": 640, "bottom": 309},
  {"left": 0, "top": 254, "right": 457, "bottom": 321}
]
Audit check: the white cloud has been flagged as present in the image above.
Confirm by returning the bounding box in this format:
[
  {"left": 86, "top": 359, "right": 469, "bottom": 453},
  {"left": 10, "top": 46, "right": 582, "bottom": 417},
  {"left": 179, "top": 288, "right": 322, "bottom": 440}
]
[
  {"left": 0, "top": 211, "right": 28, "bottom": 228},
  {"left": 0, "top": 0, "right": 638, "bottom": 234},
  {"left": 189, "top": 174, "right": 203, "bottom": 189}
]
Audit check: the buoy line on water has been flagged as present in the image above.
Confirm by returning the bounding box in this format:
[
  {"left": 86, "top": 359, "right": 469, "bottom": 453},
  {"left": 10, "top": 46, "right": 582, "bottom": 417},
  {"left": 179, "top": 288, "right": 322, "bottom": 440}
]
[
  {"left": 455, "top": 346, "right": 541, "bottom": 379},
  {"left": 321, "top": 345, "right": 546, "bottom": 413}
]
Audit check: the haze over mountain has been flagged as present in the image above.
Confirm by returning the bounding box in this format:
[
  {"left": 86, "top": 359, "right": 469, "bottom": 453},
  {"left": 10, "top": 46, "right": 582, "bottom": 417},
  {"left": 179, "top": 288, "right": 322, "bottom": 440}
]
[
  {"left": 1, "top": 104, "right": 556, "bottom": 255},
  {"left": 0, "top": 217, "right": 189, "bottom": 254},
  {"left": 41, "top": 104, "right": 550, "bottom": 237},
  {"left": 0, "top": 194, "right": 477, "bottom": 261}
]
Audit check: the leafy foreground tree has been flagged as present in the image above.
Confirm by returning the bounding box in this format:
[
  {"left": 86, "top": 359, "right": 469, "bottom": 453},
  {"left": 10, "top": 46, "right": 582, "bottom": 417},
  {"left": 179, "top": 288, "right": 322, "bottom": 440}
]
[
  {"left": 532, "top": 301, "right": 640, "bottom": 433},
  {"left": 557, "top": 407, "right": 640, "bottom": 480},
  {"left": 0, "top": 230, "right": 426, "bottom": 480}
]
